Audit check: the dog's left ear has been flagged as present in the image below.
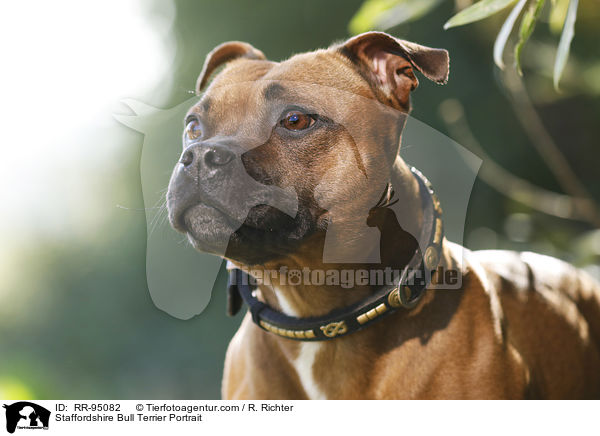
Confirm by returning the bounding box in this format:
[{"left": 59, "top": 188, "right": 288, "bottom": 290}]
[
  {"left": 196, "top": 41, "right": 266, "bottom": 93},
  {"left": 339, "top": 32, "right": 449, "bottom": 108}
]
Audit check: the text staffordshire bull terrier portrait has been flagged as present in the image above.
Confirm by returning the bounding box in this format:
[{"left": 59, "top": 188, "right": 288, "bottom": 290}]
[{"left": 166, "top": 31, "right": 600, "bottom": 399}]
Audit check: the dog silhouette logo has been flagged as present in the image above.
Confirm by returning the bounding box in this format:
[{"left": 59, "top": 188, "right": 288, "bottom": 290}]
[{"left": 2, "top": 402, "right": 50, "bottom": 433}]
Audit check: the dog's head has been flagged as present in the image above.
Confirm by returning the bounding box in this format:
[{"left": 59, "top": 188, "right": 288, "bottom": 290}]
[{"left": 167, "top": 32, "right": 449, "bottom": 266}]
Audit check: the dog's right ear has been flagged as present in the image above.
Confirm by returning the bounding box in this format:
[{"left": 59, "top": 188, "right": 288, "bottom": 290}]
[
  {"left": 338, "top": 32, "right": 449, "bottom": 110},
  {"left": 196, "top": 41, "right": 266, "bottom": 93}
]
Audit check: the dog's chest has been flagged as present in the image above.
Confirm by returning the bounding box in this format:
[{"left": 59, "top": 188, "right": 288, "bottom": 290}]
[
  {"left": 274, "top": 287, "right": 327, "bottom": 400},
  {"left": 293, "top": 342, "right": 326, "bottom": 400}
]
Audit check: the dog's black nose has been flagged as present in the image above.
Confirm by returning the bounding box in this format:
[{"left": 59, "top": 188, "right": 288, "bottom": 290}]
[
  {"left": 180, "top": 143, "right": 235, "bottom": 170},
  {"left": 204, "top": 146, "right": 234, "bottom": 167},
  {"left": 180, "top": 148, "right": 194, "bottom": 166}
]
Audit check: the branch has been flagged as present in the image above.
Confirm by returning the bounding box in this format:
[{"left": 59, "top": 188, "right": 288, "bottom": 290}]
[
  {"left": 438, "top": 98, "right": 600, "bottom": 227},
  {"left": 501, "top": 69, "right": 600, "bottom": 226}
]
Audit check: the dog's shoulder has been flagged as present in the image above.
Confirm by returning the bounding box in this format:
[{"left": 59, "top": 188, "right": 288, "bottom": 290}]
[
  {"left": 472, "top": 248, "right": 600, "bottom": 311},
  {"left": 470, "top": 248, "right": 600, "bottom": 347},
  {"left": 470, "top": 248, "right": 600, "bottom": 397}
]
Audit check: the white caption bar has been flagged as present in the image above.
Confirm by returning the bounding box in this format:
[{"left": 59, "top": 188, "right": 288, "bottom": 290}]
[{"left": 0, "top": 400, "right": 596, "bottom": 436}]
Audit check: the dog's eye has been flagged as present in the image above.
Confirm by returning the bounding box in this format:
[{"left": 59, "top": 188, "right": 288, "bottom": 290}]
[
  {"left": 185, "top": 119, "right": 202, "bottom": 140},
  {"left": 280, "top": 111, "right": 315, "bottom": 131}
]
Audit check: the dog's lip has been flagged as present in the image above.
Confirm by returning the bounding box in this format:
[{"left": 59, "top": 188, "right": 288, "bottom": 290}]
[
  {"left": 180, "top": 201, "right": 300, "bottom": 237},
  {"left": 179, "top": 200, "right": 240, "bottom": 231}
]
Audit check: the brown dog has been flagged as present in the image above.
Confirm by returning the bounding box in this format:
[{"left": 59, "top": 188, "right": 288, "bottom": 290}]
[{"left": 166, "top": 32, "right": 600, "bottom": 399}]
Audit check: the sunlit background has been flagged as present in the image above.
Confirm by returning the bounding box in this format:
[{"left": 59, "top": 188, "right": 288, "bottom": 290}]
[{"left": 0, "top": 0, "right": 598, "bottom": 398}]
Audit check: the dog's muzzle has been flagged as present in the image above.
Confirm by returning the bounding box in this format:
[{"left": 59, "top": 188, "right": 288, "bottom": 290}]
[
  {"left": 167, "top": 141, "right": 237, "bottom": 232},
  {"left": 166, "top": 139, "right": 298, "bottom": 255}
]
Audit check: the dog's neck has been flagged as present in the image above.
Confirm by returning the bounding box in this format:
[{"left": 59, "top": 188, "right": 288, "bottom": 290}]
[{"left": 237, "top": 157, "right": 424, "bottom": 318}]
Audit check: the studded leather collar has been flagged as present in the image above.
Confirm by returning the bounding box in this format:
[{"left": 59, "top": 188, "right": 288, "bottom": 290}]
[{"left": 226, "top": 167, "right": 444, "bottom": 341}]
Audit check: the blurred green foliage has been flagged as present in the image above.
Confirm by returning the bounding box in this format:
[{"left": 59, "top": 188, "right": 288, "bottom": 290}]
[{"left": 1, "top": 0, "right": 598, "bottom": 399}]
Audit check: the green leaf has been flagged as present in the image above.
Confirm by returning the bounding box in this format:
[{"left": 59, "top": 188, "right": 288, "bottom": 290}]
[
  {"left": 549, "top": 0, "right": 570, "bottom": 34},
  {"left": 376, "top": 0, "right": 446, "bottom": 30},
  {"left": 349, "top": 0, "right": 400, "bottom": 35},
  {"left": 349, "top": 0, "right": 445, "bottom": 34},
  {"left": 444, "top": 0, "right": 516, "bottom": 29},
  {"left": 494, "top": 0, "right": 527, "bottom": 69},
  {"left": 553, "top": 0, "right": 578, "bottom": 90},
  {"left": 514, "top": 0, "right": 546, "bottom": 74}
]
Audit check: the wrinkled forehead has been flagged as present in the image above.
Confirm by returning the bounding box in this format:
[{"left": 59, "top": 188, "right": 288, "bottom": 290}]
[{"left": 187, "top": 51, "right": 404, "bottom": 136}]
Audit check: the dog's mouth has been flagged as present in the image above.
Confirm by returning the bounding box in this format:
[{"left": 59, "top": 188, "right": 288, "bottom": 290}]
[
  {"left": 175, "top": 198, "right": 322, "bottom": 264},
  {"left": 177, "top": 201, "right": 239, "bottom": 253}
]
